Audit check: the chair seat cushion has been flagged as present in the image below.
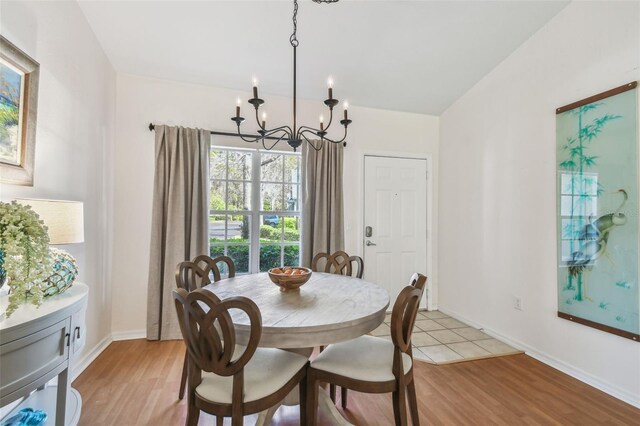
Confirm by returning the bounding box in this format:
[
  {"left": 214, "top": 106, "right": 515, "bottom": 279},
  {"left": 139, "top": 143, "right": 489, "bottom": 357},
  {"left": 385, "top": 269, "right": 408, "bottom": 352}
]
[
  {"left": 310, "top": 335, "right": 412, "bottom": 382},
  {"left": 195, "top": 348, "right": 307, "bottom": 404}
]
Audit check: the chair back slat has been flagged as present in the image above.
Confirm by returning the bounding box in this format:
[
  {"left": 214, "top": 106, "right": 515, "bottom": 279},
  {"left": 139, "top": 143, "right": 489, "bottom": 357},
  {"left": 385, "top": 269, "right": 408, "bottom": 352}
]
[
  {"left": 311, "top": 250, "right": 364, "bottom": 279},
  {"left": 176, "top": 255, "right": 237, "bottom": 291},
  {"left": 175, "top": 261, "right": 211, "bottom": 291},
  {"left": 173, "top": 288, "right": 262, "bottom": 377},
  {"left": 390, "top": 274, "right": 427, "bottom": 353},
  {"left": 193, "top": 254, "right": 236, "bottom": 282}
]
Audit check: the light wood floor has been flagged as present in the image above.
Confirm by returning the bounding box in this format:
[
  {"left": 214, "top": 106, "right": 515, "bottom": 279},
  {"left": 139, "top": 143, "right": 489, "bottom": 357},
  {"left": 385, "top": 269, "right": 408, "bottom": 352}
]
[{"left": 73, "top": 339, "right": 639, "bottom": 425}]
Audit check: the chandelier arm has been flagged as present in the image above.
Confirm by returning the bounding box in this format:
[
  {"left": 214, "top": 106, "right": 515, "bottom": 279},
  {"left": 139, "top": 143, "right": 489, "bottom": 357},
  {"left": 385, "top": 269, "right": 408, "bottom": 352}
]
[
  {"left": 324, "top": 106, "right": 335, "bottom": 131},
  {"left": 254, "top": 107, "right": 265, "bottom": 130},
  {"left": 296, "top": 125, "right": 323, "bottom": 136},
  {"left": 295, "top": 105, "right": 335, "bottom": 136},
  {"left": 300, "top": 132, "right": 323, "bottom": 151},
  {"left": 235, "top": 125, "right": 264, "bottom": 143},
  {"left": 301, "top": 126, "right": 347, "bottom": 145},
  {"left": 234, "top": 125, "right": 292, "bottom": 144},
  {"left": 263, "top": 125, "right": 294, "bottom": 135},
  {"left": 262, "top": 131, "right": 289, "bottom": 151}
]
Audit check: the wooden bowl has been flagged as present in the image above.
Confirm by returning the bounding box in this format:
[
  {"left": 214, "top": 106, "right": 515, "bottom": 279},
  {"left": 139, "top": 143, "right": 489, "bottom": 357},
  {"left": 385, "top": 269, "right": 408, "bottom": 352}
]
[{"left": 268, "top": 267, "right": 312, "bottom": 292}]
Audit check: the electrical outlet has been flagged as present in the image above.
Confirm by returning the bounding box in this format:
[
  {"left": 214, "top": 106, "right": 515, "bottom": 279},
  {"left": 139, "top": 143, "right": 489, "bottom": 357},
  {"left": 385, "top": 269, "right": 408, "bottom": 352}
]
[{"left": 514, "top": 296, "right": 523, "bottom": 311}]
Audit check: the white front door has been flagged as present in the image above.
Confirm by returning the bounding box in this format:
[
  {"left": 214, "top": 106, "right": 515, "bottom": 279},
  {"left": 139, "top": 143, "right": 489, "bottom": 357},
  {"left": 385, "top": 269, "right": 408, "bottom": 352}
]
[{"left": 363, "top": 155, "right": 428, "bottom": 308}]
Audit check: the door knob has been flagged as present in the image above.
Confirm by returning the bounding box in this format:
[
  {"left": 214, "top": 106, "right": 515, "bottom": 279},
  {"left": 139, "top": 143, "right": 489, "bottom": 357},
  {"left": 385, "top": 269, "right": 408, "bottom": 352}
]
[{"left": 366, "top": 240, "right": 377, "bottom": 246}]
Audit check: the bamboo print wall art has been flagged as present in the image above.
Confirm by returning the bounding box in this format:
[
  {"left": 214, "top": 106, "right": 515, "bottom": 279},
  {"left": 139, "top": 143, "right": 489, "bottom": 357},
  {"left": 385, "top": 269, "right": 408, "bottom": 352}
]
[{"left": 556, "top": 81, "right": 639, "bottom": 341}]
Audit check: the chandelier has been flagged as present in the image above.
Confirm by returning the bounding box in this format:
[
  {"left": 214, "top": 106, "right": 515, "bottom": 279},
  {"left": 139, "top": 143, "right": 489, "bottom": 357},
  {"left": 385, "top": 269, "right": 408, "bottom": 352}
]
[{"left": 231, "top": 0, "right": 351, "bottom": 152}]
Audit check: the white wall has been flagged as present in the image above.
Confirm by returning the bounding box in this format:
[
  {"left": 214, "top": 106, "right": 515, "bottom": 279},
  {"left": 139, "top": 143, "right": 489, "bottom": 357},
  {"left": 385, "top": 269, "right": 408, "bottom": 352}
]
[
  {"left": 111, "top": 73, "right": 438, "bottom": 335},
  {"left": 439, "top": 1, "right": 640, "bottom": 406},
  {"left": 0, "top": 1, "right": 115, "bottom": 369}
]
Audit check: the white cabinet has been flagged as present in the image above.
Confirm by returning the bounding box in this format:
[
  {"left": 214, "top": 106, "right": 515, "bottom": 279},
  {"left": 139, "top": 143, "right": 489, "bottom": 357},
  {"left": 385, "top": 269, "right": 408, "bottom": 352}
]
[
  {"left": 70, "top": 307, "right": 86, "bottom": 359},
  {"left": 0, "top": 283, "right": 88, "bottom": 425}
]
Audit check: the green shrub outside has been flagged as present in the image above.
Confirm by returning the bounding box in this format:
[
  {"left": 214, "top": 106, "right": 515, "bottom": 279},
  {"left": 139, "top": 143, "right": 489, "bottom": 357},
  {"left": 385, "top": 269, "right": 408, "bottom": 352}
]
[
  {"left": 209, "top": 244, "right": 249, "bottom": 273},
  {"left": 210, "top": 245, "right": 225, "bottom": 257},
  {"left": 227, "top": 246, "right": 249, "bottom": 272},
  {"left": 283, "top": 217, "right": 298, "bottom": 229},
  {"left": 283, "top": 229, "right": 299, "bottom": 241},
  {"left": 260, "top": 223, "right": 299, "bottom": 242},
  {"left": 259, "top": 225, "right": 280, "bottom": 241},
  {"left": 284, "top": 245, "right": 299, "bottom": 265},
  {"left": 210, "top": 243, "right": 299, "bottom": 273},
  {"left": 259, "top": 245, "right": 300, "bottom": 271},
  {"left": 259, "top": 245, "right": 281, "bottom": 272}
]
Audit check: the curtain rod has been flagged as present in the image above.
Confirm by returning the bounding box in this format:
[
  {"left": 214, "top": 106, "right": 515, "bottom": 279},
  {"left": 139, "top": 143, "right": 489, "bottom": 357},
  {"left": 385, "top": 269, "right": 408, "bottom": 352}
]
[{"left": 148, "top": 123, "right": 286, "bottom": 141}]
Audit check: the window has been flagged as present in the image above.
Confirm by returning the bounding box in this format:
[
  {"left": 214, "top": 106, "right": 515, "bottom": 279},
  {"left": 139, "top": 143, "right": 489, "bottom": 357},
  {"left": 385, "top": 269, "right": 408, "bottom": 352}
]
[
  {"left": 559, "top": 171, "right": 599, "bottom": 263},
  {"left": 209, "top": 147, "right": 301, "bottom": 274}
]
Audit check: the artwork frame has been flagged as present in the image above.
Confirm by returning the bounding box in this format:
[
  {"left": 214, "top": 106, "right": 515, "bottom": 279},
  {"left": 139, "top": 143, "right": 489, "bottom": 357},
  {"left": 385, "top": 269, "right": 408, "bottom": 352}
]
[
  {"left": 0, "top": 35, "right": 39, "bottom": 186},
  {"left": 556, "top": 81, "right": 639, "bottom": 342}
]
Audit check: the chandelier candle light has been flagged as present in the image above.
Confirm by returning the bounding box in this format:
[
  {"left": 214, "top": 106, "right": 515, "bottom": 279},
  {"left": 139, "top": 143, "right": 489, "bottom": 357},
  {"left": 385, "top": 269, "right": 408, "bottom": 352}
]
[{"left": 231, "top": 0, "right": 352, "bottom": 151}]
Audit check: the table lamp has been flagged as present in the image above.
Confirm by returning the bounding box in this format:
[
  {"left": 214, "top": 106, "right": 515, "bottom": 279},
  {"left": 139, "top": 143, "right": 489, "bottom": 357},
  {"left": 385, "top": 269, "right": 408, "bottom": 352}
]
[{"left": 16, "top": 199, "right": 84, "bottom": 296}]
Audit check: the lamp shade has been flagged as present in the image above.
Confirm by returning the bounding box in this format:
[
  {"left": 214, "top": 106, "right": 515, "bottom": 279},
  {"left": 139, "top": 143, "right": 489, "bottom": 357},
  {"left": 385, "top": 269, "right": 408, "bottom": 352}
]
[{"left": 16, "top": 199, "right": 84, "bottom": 244}]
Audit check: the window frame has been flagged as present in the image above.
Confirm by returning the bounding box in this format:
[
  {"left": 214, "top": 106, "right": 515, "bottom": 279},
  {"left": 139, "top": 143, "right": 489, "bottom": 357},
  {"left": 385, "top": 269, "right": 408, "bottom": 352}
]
[{"left": 209, "top": 145, "right": 301, "bottom": 274}]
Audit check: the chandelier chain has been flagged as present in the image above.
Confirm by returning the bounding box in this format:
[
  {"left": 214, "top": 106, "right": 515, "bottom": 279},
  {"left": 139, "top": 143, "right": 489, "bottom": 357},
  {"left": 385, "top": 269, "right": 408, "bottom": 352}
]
[
  {"left": 290, "top": 0, "right": 299, "bottom": 47},
  {"left": 291, "top": 0, "right": 337, "bottom": 48}
]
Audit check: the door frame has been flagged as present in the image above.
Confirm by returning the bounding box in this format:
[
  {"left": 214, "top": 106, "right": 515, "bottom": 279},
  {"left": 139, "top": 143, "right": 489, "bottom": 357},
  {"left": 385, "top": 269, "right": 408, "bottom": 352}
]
[{"left": 361, "top": 151, "right": 435, "bottom": 311}]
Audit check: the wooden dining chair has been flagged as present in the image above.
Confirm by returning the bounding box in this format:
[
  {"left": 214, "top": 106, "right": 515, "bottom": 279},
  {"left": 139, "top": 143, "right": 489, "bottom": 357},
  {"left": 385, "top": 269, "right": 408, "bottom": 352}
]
[
  {"left": 311, "top": 250, "right": 364, "bottom": 404},
  {"left": 193, "top": 254, "right": 236, "bottom": 282},
  {"left": 311, "top": 250, "right": 364, "bottom": 279},
  {"left": 173, "top": 288, "right": 308, "bottom": 426},
  {"left": 175, "top": 255, "right": 236, "bottom": 399},
  {"left": 306, "top": 274, "right": 427, "bottom": 426}
]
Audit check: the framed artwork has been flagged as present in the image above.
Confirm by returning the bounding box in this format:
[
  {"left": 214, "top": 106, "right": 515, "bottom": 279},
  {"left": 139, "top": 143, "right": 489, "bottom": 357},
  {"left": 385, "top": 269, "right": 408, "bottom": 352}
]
[
  {"left": 556, "top": 81, "right": 639, "bottom": 341},
  {"left": 0, "top": 36, "right": 39, "bottom": 186}
]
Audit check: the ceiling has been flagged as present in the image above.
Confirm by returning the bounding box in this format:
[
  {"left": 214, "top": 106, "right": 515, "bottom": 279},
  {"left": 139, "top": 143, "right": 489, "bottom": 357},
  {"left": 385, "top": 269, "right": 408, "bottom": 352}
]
[{"left": 78, "top": 0, "right": 569, "bottom": 115}]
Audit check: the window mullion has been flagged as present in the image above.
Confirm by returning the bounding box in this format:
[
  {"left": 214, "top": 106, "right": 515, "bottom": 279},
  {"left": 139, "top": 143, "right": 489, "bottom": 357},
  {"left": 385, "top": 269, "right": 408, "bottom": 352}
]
[{"left": 251, "top": 151, "right": 261, "bottom": 273}]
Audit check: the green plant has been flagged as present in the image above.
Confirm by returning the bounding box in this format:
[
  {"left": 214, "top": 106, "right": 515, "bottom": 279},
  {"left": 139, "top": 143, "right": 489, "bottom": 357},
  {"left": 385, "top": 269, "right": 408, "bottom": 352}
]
[
  {"left": 259, "top": 245, "right": 281, "bottom": 272},
  {"left": 209, "top": 244, "right": 250, "bottom": 274},
  {"left": 283, "top": 217, "right": 298, "bottom": 229},
  {"left": 259, "top": 245, "right": 300, "bottom": 271},
  {"left": 259, "top": 225, "right": 280, "bottom": 241},
  {"left": 0, "top": 201, "right": 52, "bottom": 316},
  {"left": 227, "top": 246, "right": 249, "bottom": 273},
  {"left": 283, "top": 228, "right": 300, "bottom": 241},
  {"left": 209, "top": 245, "right": 225, "bottom": 258},
  {"left": 284, "top": 245, "right": 299, "bottom": 265}
]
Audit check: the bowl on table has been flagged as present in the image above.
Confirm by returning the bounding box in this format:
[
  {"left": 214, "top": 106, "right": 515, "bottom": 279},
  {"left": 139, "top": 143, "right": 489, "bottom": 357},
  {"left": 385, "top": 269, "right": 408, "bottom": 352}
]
[{"left": 268, "top": 267, "right": 312, "bottom": 292}]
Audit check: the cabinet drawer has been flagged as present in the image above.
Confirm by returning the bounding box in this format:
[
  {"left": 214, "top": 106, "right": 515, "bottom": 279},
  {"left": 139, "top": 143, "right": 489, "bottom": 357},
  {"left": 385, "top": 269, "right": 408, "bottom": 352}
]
[{"left": 0, "top": 318, "right": 70, "bottom": 399}]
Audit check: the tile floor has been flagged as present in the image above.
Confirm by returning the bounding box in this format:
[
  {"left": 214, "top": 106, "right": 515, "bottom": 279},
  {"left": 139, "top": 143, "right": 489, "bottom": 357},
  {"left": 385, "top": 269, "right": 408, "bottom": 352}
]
[{"left": 372, "top": 310, "right": 522, "bottom": 364}]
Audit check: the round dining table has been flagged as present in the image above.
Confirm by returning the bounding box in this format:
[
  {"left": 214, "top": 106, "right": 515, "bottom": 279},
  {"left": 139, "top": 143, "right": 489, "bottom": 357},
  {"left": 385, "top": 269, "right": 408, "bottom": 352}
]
[{"left": 202, "top": 271, "right": 390, "bottom": 425}]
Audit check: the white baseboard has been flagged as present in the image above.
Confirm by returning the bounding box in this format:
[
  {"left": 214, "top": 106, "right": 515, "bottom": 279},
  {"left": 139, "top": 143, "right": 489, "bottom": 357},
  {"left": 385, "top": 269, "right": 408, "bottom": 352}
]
[
  {"left": 111, "top": 329, "right": 146, "bottom": 341},
  {"left": 438, "top": 307, "right": 640, "bottom": 409},
  {"left": 71, "top": 334, "right": 112, "bottom": 382}
]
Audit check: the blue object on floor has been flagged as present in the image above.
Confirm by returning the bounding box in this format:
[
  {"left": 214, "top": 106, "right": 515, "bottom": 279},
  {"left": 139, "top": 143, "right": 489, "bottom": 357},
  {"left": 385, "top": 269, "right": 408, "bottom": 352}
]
[{"left": 0, "top": 408, "right": 48, "bottom": 426}]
